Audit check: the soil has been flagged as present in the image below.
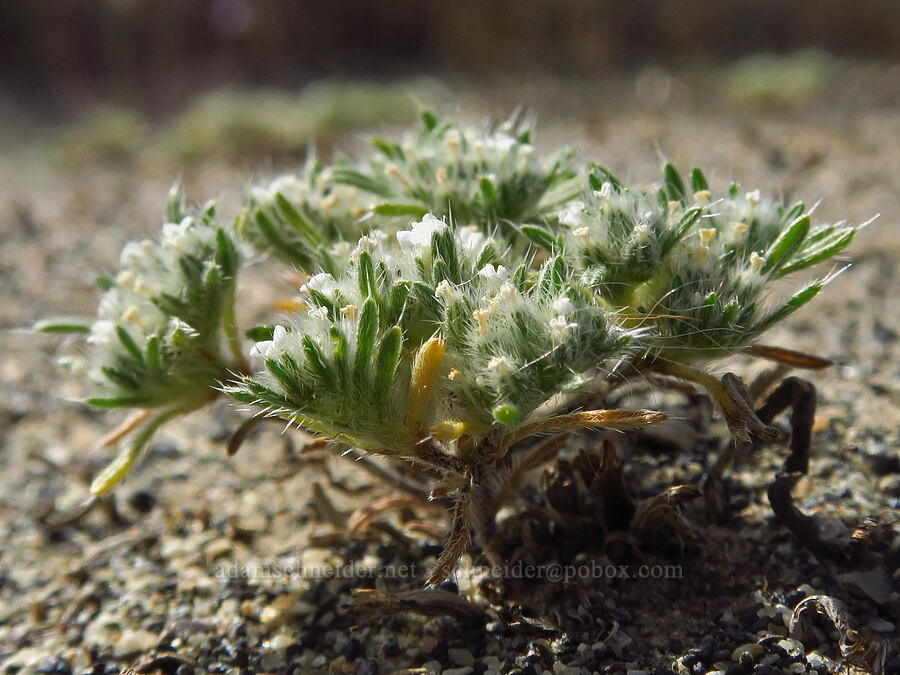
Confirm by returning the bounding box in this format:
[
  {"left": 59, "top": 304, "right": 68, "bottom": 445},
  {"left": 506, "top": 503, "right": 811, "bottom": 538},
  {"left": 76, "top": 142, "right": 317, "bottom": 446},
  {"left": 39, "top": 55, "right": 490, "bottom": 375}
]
[{"left": 1, "top": 60, "right": 899, "bottom": 675}]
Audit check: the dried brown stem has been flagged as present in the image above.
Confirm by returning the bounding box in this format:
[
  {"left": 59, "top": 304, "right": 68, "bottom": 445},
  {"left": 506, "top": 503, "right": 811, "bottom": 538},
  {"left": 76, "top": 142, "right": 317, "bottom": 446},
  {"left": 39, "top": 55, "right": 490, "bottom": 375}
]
[{"left": 427, "top": 486, "right": 471, "bottom": 585}]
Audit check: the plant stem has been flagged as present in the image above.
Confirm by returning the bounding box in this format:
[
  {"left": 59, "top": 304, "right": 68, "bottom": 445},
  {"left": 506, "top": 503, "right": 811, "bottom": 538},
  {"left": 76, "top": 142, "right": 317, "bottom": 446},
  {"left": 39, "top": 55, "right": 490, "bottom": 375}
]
[{"left": 90, "top": 400, "right": 206, "bottom": 496}]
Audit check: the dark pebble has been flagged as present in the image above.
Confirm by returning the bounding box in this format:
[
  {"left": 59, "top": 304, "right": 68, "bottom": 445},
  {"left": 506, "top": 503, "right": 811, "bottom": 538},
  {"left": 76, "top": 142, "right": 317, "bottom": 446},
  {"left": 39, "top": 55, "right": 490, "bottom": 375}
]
[
  {"left": 699, "top": 637, "right": 718, "bottom": 663},
  {"left": 667, "top": 637, "right": 684, "bottom": 653},
  {"left": 753, "top": 666, "right": 778, "bottom": 675},
  {"left": 682, "top": 650, "right": 702, "bottom": 668},
  {"left": 342, "top": 637, "right": 364, "bottom": 660},
  {"left": 783, "top": 588, "right": 808, "bottom": 607},
  {"left": 654, "top": 668, "right": 677, "bottom": 675},
  {"left": 866, "top": 452, "right": 900, "bottom": 475},
  {"left": 749, "top": 616, "right": 770, "bottom": 632},
  {"left": 439, "top": 580, "right": 459, "bottom": 594},
  {"left": 725, "top": 665, "right": 747, "bottom": 675},
  {"left": 357, "top": 659, "right": 379, "bottom": 675},
  {"left": 381, "top": 641, "right": 401, "bottom": 658},
  {"left": 740, "top": 652, "right": 756, "bottom": 670},
  {"left": 884, "top": 655, "right": 900, "bottom": 675},
  {"left": 147, "top": 439, "right": 180, "bottom": 459},
  {"left": 472, "top": 663, "right": 488, "bottom": 674},
  {"left": 128, "top": 490, "right": 156, "bottom": 513},
  {"left": 37, "top": 657, "right": 71, "bottom": 675},
  {"left": 285, "top": 642, "right": 305, "bottom": 662}
]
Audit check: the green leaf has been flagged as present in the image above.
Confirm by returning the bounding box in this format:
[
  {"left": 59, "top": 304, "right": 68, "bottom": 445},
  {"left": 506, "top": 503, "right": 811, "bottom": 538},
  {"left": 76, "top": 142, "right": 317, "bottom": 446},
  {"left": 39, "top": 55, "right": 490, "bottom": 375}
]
[
  {"left": 479, "top": 177, "right": 498, "bottom": 206},
  {"left": 758, "top": 281, "right": 823, "bottom": 331},
  {"left": 86, "top": 396, "right": 155, "bottom": 408},
  {"left": 33, "top": 318, "right": 92, "bottom": 334},
  {"left": 329, "top": 168, "right": 392, "bottom": 198},
  {"left": 116, "top": 326, "right": 144, "bottom": 362},
  {"left": 301, "top": 335, "right": 335, "bottom": 390},
  {"left": 371, "top": 137, "right": 403, "bottom": 160},
  {"left": 520, "top": 225, "right": 562, "bottom": 252},
  {"left": 689, "top": 167, "right": 708, "bottom": 193},
  {"left": 264, "top": 357, "right": 298, "bottom": 396},
  {"left": 778, "top": 228, "right": 855, "bottom": 277},
  {"left": 475, "top": 241, "right": 498, "bottom": 270},
  {"left": 588, "top": 164, "right": 621, "bottom": 191},
  {"left": 330, "top": 325, "right": 349, "bottom": 382},
  {"left": 762, "top": 215, "right": 810, "bottom": 274},
  {"left": 215, "top": 227, "right": 237, "bottom": 278},
  {"left": 246, "top": 325, "right": 275, "bottom": 342},
  {"left": 358, "top": 251, "right": 379, "bottom": 300},
  {"left": 374, "top": 326, "right": 403, "bottom": 393},
  {"left": 371, "top": 202, "right": 429, "bottom": 218},
  {"left": 663, "top": 163, "right": 686, "bottom": 203},
  {"left": 354, "top": 298, "right": 379, "bottom": 380},
  {"left": 420, "top": 109, "right": 439, "bottom": 131},
  {"left": 166, "top": 184, "right": 183, "bottom": 223},
  {"left": 96, "top": 274, "right": 115, "bottom": 291},
  {"left": 274, "top": 192, "right": 323, "bottom": 245},
  {"left": 145, "top": 334, "right": 161, "bottom": 371},
  {"left": 785, "top": 202, "right": 806, "bottom": 221},
  {"left": 253, "top": 208, "right": 311, "bottom": 267}
]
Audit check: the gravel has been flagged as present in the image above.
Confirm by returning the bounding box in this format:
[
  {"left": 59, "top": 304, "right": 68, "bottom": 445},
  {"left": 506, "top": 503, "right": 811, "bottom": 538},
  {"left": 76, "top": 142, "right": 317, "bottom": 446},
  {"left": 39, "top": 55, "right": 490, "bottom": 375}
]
[{"left": 1, "top": 62, "right": 899, "bottom": 674}]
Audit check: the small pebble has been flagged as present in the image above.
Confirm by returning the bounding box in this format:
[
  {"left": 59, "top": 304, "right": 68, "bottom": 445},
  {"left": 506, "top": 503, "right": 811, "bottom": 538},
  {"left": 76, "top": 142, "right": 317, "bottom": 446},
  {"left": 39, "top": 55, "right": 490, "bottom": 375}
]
[
  {"left": 115, "top": 628, "right": 158, "bottom": 656},
  {"left": 731, "top": 644, "right": 762, "bottom": 663},
  {"left": 357, "top": 659, "right": 379, "bottom": 675},
  {"left": 449, "top": 648, "right": 476, "bottom": 667}
]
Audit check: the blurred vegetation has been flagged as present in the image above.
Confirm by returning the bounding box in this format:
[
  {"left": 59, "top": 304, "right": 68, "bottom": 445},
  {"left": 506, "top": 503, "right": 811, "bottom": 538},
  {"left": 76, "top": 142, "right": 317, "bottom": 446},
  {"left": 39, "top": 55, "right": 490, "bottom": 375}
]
[
  {"left": 162, "top": 79, "right": 443, "bottom": 162},
  {"left": 724, "top": 50, "right": 835, "bottom": 110},
  {"left": 53, "top": 104, "right": 150, "bottom": 166},
  {"left": 47, "top": 80, "right": 446, "bottom": 166}
]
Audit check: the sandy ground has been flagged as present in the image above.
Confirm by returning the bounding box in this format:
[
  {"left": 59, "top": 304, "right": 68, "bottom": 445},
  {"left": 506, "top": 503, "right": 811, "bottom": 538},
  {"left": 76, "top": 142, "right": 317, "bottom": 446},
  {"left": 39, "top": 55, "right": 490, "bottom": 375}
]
[{"left": 1, "top": 61, "right": 899, "bottom": 674}]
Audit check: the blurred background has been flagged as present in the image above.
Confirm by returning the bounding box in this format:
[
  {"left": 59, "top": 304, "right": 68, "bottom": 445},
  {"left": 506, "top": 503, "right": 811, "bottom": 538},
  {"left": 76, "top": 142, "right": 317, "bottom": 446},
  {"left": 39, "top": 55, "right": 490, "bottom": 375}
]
[
  {"left": 2, "top": 0, "right": 899, "bottom": 114},
  {"left": 0, "top": 0, "right": 899, "bottom": 326}
]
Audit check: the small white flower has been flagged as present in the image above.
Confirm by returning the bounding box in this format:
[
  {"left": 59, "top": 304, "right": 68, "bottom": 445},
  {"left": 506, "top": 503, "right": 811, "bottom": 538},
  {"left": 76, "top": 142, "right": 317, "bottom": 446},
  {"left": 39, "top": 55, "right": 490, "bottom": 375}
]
[
  {"left": 87, "top": 320, "right": 116, "bottom": 346},
  {"left": 633, "top": 223, "right": 651, "bottom": 243},
  {"left": 487, "top": 355, "right": 515, "bottom": 374},
  {"left": 269, "top": 175, "right": 306, "bottom": 203},
  {"left": 457, "top": 226, "right": 486, "bottom": 256},
  {"left": 120, "top": 241, "right": 150, "bottom": 266},
  {"left": 301, "top": 272, "right": 338, "bottom": 295},
  {"left": 356, "top": 235, "right": 378, "bottom": 254},
  {"left": 495, "top": 282, "right": 519, "bottom": 308},
  {"left": 307, "top": 306, "right": 329, "bottom": 323},
  {"left": 249, "top": 186, "right": 274, "bottom": 205},
  {"left": 435, "top": 280, "right": 458, "bottom": 303},
  {"left": 560, "top": 202, "right": 584, "bottom": 228},
  {"left": 161, "top": 217, "right": 193, "bottom": 250},
  {"left": 549, "top": 315, "right": 577, "bottom": 342},
  {"left": 748, "top": 251, "right": 765, "bottom": 274},
  {"left": 552, "top": 296, "right": 575, "bottom": 315},
  {"left": 250, "top": 325, "right": 288, "bottom": 359},
  {"left": 745, "top": 190, "right": 760, "bottom": 205},
  {"left": 396, "top": 214, "right": 447, "bottom": 253},
  {"left": 477, "top": 263, "right": 509, "bottom": 292}
]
